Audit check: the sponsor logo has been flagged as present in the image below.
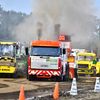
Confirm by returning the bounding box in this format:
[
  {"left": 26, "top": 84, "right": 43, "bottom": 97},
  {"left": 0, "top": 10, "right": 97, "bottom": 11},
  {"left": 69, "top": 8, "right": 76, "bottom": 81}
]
[
  {"left": 41, "top": 65, "right": 48, "bottom": 67},
  {"left": 51, "top": 63, "right": 57, "bottom": 65},
  {"left": 32, "top": 58, "right": 46, "bottom": 62}
]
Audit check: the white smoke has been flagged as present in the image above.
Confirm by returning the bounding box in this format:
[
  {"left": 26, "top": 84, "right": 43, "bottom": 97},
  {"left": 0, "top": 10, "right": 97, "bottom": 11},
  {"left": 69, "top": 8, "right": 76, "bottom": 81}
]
[{"left": 12, "top": 0, "right": 98, "bottom": 48}]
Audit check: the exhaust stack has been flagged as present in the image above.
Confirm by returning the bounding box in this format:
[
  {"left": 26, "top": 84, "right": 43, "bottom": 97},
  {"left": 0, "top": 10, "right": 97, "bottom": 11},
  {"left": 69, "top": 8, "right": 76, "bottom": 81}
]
[
  {"left": 54, "top": 24, "right": 60, "bottom": 40},
  {"left": 37, "top": 22, "right": 42, "bottom": 40}
]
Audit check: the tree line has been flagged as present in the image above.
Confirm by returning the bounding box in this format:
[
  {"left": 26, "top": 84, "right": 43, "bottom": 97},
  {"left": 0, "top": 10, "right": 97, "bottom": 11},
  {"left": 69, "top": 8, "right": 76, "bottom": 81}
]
[{"left": 0, "top": 5, "right": 28, "bottom": 41}]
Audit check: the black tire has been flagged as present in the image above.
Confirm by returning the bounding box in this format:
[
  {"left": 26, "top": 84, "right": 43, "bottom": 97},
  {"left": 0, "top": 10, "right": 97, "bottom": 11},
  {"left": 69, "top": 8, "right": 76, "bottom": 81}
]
[
  {"left": 12, "top": 63, "right": 19, "bottom": 78},
  {"left": 12, "top": 71, "right": 18, "bottom": 78},
  {"left": 63, "top": 71, "right": 67, "bottom": 81},
  {"left": 29, "top": 75, "right": 33, "bottom": 81},
  {"left": 26, "top": 66, "right": 28, "bottom": 79},
  {"left": 91, "top": 70, "right": 96, "bottom": 77},
  {"left": 56, "top": 72, "right": 63, "bottom": 82},
  {"left": 78, "top": 74, "right": 85, "bottom": 76},
  {"left": 96, "top": 73, "right": 100, "bottom": 77},
  {"left": 27, "top": 73, "right": 29, "bottom": 79},
  {"left": 26, "top": 59, "right": 29, "bottom": 79}
]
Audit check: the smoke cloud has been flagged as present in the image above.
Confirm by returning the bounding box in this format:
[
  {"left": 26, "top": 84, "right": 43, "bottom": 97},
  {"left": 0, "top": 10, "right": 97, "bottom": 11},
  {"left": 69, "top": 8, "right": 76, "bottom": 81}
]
[{"left": 12, "top": 0, "right": 98, "bottom": 49}]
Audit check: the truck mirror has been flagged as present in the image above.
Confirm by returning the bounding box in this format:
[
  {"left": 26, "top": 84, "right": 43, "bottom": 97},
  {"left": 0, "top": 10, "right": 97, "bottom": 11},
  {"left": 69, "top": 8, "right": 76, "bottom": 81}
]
[
  {"left": 71, "top": 51, "right": 74, "bottom": 53},
  {"left": 96, "top": 58, "right": 98, "bottom": 62},
  {"left": 60, "top": 48, "right": 62, "bottom": 55},
  {"left": 63, "top": 48, "right": 66, "bottom": 54},
  {"left": 16, "top": 45, "right": 18, "bottom": 50},
  {"left": 16, "top": 45, "right": 19, "bottom": 54},
  {"left": 25, "top": 47, "right": 29, "bottom": 55}
]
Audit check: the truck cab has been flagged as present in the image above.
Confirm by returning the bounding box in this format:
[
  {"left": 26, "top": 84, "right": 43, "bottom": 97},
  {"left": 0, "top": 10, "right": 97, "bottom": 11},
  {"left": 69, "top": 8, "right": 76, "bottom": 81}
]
[
  {"left": 76, "top": 53, "right": 97, "bottom": 76},
  {"left": 26, "top": 40, "right": 68, "bottom": 81}
]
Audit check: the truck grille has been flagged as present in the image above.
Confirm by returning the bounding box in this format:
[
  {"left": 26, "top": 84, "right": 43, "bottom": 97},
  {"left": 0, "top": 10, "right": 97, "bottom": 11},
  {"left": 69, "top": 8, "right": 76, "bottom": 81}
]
[
  {"left": 31, "top": 62, "right": 58, "bottom": 70},
  {"left": 78, "top": 64, "right": 88, "bottom": 68}
]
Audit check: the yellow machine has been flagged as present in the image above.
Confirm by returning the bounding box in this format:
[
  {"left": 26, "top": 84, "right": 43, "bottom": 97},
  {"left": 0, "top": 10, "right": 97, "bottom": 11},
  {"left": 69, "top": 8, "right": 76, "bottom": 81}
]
[
  {"left": 0, "top": 42, "right": 19, "bottom": 77},
  {"left": 76, "top": 52, "right": 100, "bottom": 76}
]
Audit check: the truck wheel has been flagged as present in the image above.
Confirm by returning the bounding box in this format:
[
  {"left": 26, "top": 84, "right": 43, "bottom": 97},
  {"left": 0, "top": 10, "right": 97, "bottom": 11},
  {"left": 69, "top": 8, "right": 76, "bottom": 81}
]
[
  {"left": 63, "top": 71, "right": 67, "bottom": 81},
  {"left": 96, "top": 73, "right": 100, "bottom": 77},
  {"left": 26, "top": 67, "right": 28, "bottom": 79},
  {"left": 27, "top": 73, "right": 29, "bottom": 79},
  {"left": 13, "top": 71, "right": 18, "bottom": 78},
  {"left": 56, "top": 72, "right": 63, "bottom": 82},
  {"left": 91, "top": 70, "right": 96, "bottom": 77},
  {"left": 29, "top": 75, "right": 33, "bottom": 81}
]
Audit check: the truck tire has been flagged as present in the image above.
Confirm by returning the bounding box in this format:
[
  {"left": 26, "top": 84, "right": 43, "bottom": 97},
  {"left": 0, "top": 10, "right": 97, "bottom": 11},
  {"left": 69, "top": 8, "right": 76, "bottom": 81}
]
[
  {"left": 96, "top": 73, "right": 100, "bottom": 77},
  {"left": 29, "top": 75, "right": 33, "bottom": 81},
  {"left": 12, "top": 63, "right": 18, "bottom": 78},
  {"left": 91, "top": 70, "right": 96, "bottom": 77},
  {"left": 63, "top": 71, "right": 67, "bottom": 81},
  {"left": 91, "top": 67, "right": 96, "bottom": 77},
  {"left": 26, "top": 66, "right": 28, "bottom": 79},
  {"left": 13, "top": 70, "right": 18, "bottom": 78},
  {"left": 56, "top": 72, "right": 63, "bottom": 82},
  {"left": 27, "top": 73, "right": 29, "bottom": 79}
]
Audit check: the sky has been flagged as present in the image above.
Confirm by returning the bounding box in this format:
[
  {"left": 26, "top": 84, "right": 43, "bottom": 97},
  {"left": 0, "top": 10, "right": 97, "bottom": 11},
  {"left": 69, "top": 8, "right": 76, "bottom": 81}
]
[
  {"left": 0, "top": 0, "right": 100, "bottom": 16},
  {"left": 95, "top": 0, "right": 100, "bottom": 17},
  {"left": 0, "top": 0, "right": 33, "bottom": 14}
]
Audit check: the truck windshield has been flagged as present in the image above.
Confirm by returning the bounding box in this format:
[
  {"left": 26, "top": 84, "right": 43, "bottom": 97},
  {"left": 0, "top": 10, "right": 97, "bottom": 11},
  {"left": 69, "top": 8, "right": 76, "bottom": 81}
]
[
  {"left": 31, "top": 46, "right": 60, "bottom": 57},
  {"left": 0, "top": 45, "right": 14, "bottom": 57},
  {"left": 77, "top": 55, "right": 93, "bottom": 61}
]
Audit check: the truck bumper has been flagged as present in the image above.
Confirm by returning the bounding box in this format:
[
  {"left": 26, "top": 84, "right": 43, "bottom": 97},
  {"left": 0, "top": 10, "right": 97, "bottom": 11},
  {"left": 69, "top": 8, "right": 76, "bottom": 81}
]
[
  {"left": 28, "top": 69, "right": 61, "bottom": 78},
  {"left": 0, "top": 66, "right": 16, "bottom": 73},
  {"left": 78, "top": 68, "right": 94, "bottom": 75}
]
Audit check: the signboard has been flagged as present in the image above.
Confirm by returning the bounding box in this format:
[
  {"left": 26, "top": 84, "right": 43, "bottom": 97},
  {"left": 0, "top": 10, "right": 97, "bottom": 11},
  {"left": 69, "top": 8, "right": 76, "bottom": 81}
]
[
  {"left": 93, "top": 59, "right": 97, "bottom": 64},
  {"left": 58, "top": 35, "right": 71, "bottom": 42},
  {"left": 59, "top": 35, "right": 65, "bottom": 41}
]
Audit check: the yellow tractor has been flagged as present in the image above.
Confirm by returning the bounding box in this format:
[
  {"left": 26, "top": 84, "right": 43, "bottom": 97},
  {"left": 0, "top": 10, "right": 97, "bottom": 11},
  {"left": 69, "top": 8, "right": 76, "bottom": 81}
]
[{"left": 0, "top": 42, "right": 19, "bottom": 78}]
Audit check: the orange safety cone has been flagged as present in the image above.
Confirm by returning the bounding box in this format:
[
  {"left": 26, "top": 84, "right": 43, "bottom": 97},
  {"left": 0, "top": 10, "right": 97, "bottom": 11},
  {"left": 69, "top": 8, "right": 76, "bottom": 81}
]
[
  {"left": 53, "top": 82, "right": 59, "bottom": 99},
  {"left": 19, "top": 85, "right": 25, "bottom": 100}
]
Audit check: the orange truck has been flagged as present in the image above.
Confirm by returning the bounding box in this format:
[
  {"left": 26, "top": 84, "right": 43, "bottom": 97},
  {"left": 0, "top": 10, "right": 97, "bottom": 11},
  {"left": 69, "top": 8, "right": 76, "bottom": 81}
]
[{"left": 25, "top": 39, "right": 77, "bottom": 81}]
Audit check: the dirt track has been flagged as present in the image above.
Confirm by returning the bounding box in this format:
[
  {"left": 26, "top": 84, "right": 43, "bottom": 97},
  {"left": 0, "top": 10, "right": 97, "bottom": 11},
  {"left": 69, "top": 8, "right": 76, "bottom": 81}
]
[{"left": 0, "top": 76, "right": 99, "bottom": 100}]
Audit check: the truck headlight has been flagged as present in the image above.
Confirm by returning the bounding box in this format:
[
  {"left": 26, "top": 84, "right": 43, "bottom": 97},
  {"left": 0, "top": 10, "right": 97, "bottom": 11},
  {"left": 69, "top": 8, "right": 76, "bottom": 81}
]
[
  {"left": 31, "top": 71, "right": 35, "bottom": 74},
  {"left": 54, "top": 72, "right": 58, "bottom": 75}
]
